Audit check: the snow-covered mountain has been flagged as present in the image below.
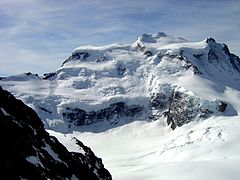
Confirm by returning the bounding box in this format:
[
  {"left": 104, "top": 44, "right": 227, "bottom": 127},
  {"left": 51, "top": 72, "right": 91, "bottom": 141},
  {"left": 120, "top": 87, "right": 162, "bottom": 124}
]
[
  {"left": 0, "top": 86, "right": 112, "bottom": 179},
  {"left": 1, "top": 32, "right": 239, "bottom": 131},
  {"left": 1, "top": 32, "right": 240, "bottom": 179}
]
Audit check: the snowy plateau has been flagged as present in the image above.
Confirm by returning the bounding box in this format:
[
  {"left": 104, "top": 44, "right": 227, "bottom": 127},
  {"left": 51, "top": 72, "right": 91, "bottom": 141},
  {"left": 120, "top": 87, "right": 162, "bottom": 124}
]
[{"left": 1, "top": 32, "right": 240, "bottom": 179}]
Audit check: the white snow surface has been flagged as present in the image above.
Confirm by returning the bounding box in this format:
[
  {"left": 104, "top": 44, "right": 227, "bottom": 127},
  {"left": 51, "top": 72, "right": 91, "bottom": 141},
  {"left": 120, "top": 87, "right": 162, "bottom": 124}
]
[
  {"left": 26, "top": 155, "right": 44, "bottom": 168},
  {"left": 42, "top": 143, "right": 65, "bottom": 164},
  {"left": 1, "top": 32, "right": 240, "bottom": 179},
  {"left": 48, "top": 115, "right": 240, "bottom": 180},
  {"left": 0, "top": 107, "right": 10, "bottom": 116}
]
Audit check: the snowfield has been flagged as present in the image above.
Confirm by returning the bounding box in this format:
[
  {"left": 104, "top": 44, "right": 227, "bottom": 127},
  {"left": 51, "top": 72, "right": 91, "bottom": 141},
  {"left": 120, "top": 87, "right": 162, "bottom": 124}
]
[
  {"left": 48, "top": 115, "right": 240, "bottom": 180},
  {"left": 1, "top": 32, "right": 240, "bottom": 179}
]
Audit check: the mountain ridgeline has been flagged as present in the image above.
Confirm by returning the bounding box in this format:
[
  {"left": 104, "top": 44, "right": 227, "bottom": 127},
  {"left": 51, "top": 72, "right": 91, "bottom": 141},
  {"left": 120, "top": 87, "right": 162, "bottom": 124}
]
[
  {"left": 0, "top": 86, "right": 112, "bottom": 179},
  {"left": 0, "top": 32, "right": 239, "bottom": 132}
]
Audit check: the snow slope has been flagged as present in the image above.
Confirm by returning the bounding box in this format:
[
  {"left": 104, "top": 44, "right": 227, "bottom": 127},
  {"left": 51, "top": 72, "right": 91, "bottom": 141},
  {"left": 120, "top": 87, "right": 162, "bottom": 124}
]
[
  {"left": 1, "top": 32, "right": 240, "bottom": 179},
  {"left": 48, "top": 115, "right": 240, "bottom": 180}
]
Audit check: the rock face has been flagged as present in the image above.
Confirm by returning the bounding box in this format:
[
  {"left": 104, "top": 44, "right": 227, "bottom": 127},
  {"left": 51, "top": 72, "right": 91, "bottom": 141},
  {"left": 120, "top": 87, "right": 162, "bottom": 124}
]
[
  {"left": 150, "top": 84, "right": 228, "bottom": 129},
  {"left": 62, "top": 102, "right": 144, "bottom": 126},
  {"left": 0, "top": 86, "right": 112, "bottom": 180},
  {"left": 222, "top": 44, "right": 240, "bottom": 72}
]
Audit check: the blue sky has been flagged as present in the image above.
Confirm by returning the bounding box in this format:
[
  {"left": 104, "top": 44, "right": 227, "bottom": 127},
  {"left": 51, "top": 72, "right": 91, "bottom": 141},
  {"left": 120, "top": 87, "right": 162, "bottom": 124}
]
[{"left": 0, "top": 0, "right": 239, "bottom": 76}]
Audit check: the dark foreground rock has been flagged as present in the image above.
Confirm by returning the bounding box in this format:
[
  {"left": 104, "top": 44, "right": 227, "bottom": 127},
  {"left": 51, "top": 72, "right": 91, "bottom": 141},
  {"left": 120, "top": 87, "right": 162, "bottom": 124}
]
[{"left": 0, "top": 86, "right": 112, "bottom": 180}]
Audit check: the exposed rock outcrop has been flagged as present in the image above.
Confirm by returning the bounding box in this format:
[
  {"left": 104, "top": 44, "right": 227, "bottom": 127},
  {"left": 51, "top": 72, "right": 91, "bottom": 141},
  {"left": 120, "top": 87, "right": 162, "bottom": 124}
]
[
  {"left": 62, "top": 102, "right": 144, "bottom": 126},
  {"left": 150, "top": 85, "right": 228, "bottom": 129}
]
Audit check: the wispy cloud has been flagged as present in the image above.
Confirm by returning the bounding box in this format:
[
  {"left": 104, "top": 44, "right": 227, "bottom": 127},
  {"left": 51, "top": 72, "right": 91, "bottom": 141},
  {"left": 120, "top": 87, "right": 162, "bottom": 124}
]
[{"left": 0, "top": 0, "right": 239, "bottom": 76}]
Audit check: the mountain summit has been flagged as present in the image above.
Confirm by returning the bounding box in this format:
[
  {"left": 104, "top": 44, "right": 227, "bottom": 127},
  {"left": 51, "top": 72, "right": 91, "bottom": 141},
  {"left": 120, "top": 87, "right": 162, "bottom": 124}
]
[
  {"left": 0, "top": 32, "right": 239, "bottom": 132},
  {"left": 135, "top": 32, "right": 187, "bottom": 44}
]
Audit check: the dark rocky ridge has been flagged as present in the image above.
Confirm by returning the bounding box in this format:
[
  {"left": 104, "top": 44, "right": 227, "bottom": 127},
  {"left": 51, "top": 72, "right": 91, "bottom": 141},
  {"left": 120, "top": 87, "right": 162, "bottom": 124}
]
[
  {"left": 222, "top": 44, "right": 240, "bottom": 72},
  {"left": 206, "top": 37, "right": 240, "bottom": 72},
  {"left": 0, "top": 86, "right": 112, "bottom": 180},
  {"left": 62, "top": 52, "right": 90, "bottom": 66},
  {"left": 43, "top": 72, "right": 56, "bottom": 80}
]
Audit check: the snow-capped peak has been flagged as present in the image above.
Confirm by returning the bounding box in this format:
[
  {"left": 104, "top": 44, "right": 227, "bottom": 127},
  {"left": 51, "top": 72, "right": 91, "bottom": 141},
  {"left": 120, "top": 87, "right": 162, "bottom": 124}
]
[
  {"left": 206, "top": 37, "right": 216, "bottom": 44},
  {"left": 134, "top": 32, "right": 188, "bottom": 47}
]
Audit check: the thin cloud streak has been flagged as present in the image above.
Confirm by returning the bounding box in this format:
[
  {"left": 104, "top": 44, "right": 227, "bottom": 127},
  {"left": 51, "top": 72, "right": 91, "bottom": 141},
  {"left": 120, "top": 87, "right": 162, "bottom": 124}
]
[{"left": 0, "top": 0, "right": 239, "bottom": 76}]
